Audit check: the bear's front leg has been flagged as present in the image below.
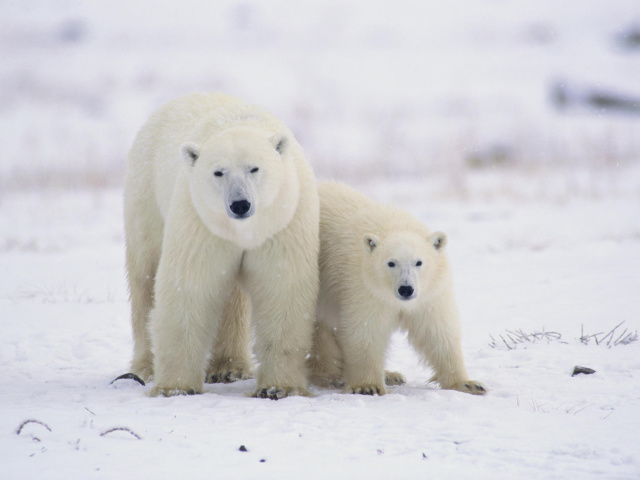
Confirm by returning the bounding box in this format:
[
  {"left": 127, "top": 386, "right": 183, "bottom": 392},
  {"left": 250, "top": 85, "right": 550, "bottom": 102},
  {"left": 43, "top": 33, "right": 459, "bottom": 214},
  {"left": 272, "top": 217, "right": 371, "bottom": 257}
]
[
  {"left": 340, "top": 307, "right": 395, "bottom": 396},
  {"left": 405, "top": 294, "right": 486, "bottom": 396},
  {"left": 243, "top": 242, "right": 318, "bottom": 400},
  {"left": 149, "top": 218, "right": 242, "bottom": 397}
]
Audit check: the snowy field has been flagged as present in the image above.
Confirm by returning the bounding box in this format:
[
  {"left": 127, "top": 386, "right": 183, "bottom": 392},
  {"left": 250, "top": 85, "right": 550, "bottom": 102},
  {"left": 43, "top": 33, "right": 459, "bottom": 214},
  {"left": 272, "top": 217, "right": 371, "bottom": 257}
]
[{"left": 2, "top": 1, "right": 640, "bottom": 479}]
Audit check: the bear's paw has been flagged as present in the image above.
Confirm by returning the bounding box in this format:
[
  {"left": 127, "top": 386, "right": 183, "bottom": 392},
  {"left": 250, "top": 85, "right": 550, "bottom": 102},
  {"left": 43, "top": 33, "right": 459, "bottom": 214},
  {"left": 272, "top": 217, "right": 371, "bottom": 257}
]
[
  {"left": 384, "top": 370, "right": 407, "bottom": 386},
  {"left": 344, "top": 383, "right": 387, "bottom": 396},
  {"left": 253, "top": 386, "right": 312, "bottom": 400},
  {"left": 206, "top": 362, "right": 253, "bottom": 384},
  {"left": 450, "top": 380, "right": 487, "bottom": 396},
  {"left": 149, "top": 385, "right": 203, "bottom": 397}
]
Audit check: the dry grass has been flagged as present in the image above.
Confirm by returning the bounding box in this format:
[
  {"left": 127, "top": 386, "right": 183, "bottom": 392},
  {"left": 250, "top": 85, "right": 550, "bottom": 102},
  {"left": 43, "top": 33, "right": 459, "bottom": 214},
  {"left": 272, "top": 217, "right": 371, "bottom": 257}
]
[{"left": 490, "top": 322, "right": 638, "bottom": 350}]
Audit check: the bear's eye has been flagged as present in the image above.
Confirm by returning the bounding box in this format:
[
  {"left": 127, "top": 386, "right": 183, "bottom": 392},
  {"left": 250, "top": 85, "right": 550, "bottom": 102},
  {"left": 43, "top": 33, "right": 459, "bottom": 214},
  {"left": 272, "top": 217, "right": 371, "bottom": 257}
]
[
  {"left": 214, "top": 171, "right": 224, "bottom": 177},
  {"left": 416, "top": 261, "right": 422, "bottom": 267},
  {"left": 387, "top": 261, "right": 396, "bottom": 268},
  {"left": 250, "top": 167, "right": 259, "bottom": 174}
]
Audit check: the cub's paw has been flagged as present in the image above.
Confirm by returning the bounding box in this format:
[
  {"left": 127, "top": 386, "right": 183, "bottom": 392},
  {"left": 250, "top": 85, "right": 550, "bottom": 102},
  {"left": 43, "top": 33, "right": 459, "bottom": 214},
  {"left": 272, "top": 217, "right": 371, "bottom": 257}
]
[
  {"left": 450, "top": 380, "right": 487, "bottom": 396},
  {"left": 253, "top": 386, "right": 312, "bottom": 400},
  {"left": 344, "top": 384, "right": 386, "bottom": 396},
  {"left": 207, "top": 367, "right": 253, "bottom": 384},
  {"left": 149, "top": 385, "right": 203, "bottom": 397},
  {"left": 384, "top": 370, "right": 407, "bottom": 386}
]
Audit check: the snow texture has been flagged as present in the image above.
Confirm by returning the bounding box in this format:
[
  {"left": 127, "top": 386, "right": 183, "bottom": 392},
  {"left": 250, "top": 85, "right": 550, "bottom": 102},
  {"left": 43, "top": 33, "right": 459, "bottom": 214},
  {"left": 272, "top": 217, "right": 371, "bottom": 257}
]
[{"left": 1, "top": 1, "right": 640, "bottom": 479}]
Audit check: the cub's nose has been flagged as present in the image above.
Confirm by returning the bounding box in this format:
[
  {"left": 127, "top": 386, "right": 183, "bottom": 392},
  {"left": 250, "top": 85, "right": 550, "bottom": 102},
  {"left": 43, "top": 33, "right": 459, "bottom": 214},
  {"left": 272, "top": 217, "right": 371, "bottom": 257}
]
[
  {"left": 398, "top": 285, "right": 414, "bottom": 299},
  {"left": 229, "top": 199, "right": 251, "bottom": 217}
]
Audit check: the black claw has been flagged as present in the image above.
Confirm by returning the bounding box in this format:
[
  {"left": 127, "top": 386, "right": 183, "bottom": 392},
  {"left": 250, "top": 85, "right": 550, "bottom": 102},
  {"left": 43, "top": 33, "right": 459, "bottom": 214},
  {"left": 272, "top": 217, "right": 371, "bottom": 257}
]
[
  {"left": 110, "top": 373, "right": 145, "bottom": 386},
  {"left": 239, "top": 445, "right": 248, "bottom": 452}
]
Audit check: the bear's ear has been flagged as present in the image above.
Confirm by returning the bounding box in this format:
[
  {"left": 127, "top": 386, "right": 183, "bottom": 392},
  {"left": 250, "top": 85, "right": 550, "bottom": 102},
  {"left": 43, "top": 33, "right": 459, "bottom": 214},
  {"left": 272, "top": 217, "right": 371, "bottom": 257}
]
[
  {"left": 429, "top": 231, "right": 447, "bottom": 251},
  {"left": 180, "top": 142, "right": 200, "bottom": 167},
  {"left": 270, "top": 134, "right": 289, "bottom": 155},
  {"left": 363, "top": 234, "right": 379, "bottom": 252}
]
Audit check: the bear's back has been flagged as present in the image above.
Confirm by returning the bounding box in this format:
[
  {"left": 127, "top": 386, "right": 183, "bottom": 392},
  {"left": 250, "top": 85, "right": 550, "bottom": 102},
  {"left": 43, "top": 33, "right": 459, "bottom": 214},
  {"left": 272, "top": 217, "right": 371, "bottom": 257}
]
[{"left": 318, "top": 181, "right": 430, "bottom": 245}]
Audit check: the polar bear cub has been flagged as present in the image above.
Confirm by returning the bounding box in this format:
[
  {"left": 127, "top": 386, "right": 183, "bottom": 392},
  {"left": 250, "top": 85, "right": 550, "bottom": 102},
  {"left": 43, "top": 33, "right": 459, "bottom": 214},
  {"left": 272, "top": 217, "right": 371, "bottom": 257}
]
[
  {"left": 309, "top": 182, "right": 485, "bottom": 396},
  {"left": 124, "top": 92, "right": 319, "bottom": 399}
]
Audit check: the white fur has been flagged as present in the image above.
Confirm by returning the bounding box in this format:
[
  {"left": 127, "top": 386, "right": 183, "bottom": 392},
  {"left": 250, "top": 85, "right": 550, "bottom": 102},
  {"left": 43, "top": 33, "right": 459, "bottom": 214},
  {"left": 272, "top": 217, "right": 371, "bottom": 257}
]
[
  {"left": 124, "top": 92, "right": 319, "bottom": 398},
  {"left": 309, "top": 182, "right": 485, "bottom": 396}
]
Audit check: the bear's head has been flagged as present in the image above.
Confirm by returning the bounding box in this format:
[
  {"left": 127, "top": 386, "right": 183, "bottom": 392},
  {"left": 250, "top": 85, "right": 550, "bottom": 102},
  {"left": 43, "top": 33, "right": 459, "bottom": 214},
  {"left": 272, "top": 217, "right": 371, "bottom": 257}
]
[
  {"left": 362, "top": 230, "right": 448, "bottom": 305},
  {"left": 179, "top": 126, "right": 299, "bottom": 247}
]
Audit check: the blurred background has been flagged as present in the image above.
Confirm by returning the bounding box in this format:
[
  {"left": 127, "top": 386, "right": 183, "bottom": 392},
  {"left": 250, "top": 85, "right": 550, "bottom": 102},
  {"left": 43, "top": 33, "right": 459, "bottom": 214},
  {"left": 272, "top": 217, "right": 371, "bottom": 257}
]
[{"left": 1, "top": 0, "right": 639, "bottom": 197}]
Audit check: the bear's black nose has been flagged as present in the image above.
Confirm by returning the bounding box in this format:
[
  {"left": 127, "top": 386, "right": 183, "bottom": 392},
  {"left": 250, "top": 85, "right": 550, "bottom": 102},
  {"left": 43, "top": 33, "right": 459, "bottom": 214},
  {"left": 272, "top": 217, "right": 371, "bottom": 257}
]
[
  {"left": 229, "top": 199, "right": 251, "bottom": 217},
  {"left": 398, "top": 285, "right": 414, "bottom": 298}
]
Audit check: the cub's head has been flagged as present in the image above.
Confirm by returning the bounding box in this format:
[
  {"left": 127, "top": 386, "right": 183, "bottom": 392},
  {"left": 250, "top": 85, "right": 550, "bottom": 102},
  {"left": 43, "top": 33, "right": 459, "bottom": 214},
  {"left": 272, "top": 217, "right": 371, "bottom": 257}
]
[
  {"left": 362, "top": 230, "right": 448, "bottom": 305},
  {"left": 180, "top": 126, "right": 299, "bottom": 247}
]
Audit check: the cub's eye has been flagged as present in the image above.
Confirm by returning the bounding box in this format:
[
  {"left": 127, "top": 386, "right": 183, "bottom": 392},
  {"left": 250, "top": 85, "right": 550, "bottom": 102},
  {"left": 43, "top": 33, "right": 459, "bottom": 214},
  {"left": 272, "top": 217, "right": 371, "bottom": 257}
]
[
  {"left": 387, "top": 261, "right": 396, "bottom": 268},
  {"left": 250, "top": 167, "right": 259, "bottom": 174},
  {"left": 416, "top": 261, "right": 422, "bottom": 267},
  {"left": 214, "top": 171, "right": 223, "bottom": 177}
]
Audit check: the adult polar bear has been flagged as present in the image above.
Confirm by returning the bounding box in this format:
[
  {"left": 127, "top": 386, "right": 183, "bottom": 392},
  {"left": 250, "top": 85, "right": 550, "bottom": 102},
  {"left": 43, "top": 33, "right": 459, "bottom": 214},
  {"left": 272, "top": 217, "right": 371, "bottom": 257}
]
[
  {"left": 309, "top": 182, "right": 485, "bottom": 396},
  {"left": 124, "top": 92, "right": 319, "bottom": 399}
]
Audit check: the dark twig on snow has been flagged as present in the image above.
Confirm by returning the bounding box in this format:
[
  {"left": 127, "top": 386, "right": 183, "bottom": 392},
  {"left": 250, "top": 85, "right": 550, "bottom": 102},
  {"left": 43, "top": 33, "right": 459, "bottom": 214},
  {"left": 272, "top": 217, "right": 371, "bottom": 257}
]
[
  {"left": 110, "top": 372, "right": 146, "bottom": 386},
  {"left": 100, "top": 427, "right": 142, "bottom": 440},
  {"left": 572, "top": 366, "right": 596, "bottom": 377},
  {"left": 16, "top": 419, "right": 52, "bottom": 435}
]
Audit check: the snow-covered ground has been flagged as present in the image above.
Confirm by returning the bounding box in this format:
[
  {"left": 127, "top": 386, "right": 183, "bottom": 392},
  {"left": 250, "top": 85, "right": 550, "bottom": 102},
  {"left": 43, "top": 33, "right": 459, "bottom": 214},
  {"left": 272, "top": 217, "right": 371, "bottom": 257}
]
[
  {"left": 2, "top": 1, "right": 640, "bottom": 478},
  {"left": 2, "top": 173, "right": 639, "bottom": 479}
]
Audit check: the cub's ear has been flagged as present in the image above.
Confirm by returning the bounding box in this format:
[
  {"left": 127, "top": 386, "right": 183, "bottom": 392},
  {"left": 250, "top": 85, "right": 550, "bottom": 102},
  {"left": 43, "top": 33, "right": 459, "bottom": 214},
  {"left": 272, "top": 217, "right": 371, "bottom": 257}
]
[
  {"left": 270, "top": 134, "right": 289, "bottom": 155},
  {"left": 363, "top": 234, "right": 379, "bottom": 252},
  {"left": 429, "top": 231, "right": 447, "bottom": 251},
  {"left": 180, "top": 142, "right": 200, "bottom": 167}
]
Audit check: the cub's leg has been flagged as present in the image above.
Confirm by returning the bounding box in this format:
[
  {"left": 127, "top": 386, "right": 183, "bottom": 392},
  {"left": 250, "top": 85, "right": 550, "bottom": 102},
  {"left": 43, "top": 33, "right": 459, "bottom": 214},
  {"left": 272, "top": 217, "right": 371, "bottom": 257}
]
[
  {"left": 339, "top": 306, "right": 395, "bottom": 396},
  {"left": 404, "top": 298, "right": 486, "bottom": 395}
]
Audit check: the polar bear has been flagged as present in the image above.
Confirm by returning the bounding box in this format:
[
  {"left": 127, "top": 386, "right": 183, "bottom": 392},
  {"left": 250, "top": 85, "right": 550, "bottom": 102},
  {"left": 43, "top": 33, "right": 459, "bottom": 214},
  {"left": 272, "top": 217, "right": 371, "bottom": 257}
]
[
  {"left": 123, "top": 92, "right": 319, "bottom": 399},
  {"left": 309, "top": 182, "right": 485, "bottom": 396}
]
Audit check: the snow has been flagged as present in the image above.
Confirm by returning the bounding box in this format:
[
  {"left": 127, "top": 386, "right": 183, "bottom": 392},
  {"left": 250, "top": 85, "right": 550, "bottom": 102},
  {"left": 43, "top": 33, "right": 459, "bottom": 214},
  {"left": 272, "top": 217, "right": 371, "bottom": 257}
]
[
  {"left": 2, "top": 0, "right": 640, "bottom": 478},
  {"left": 3, "top": 177, "right": 640, "bottom": 479}
]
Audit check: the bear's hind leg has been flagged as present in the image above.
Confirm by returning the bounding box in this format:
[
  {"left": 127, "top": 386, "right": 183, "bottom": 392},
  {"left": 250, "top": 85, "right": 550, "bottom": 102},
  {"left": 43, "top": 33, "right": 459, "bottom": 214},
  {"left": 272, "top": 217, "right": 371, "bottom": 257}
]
[
  {"left": 206, "top": 285, "right": 254, "bottom": 384},
  {"left": 384, "top": 370, "right": 406, "bottom": 386},
  {"left": 124, "top": 206, "right": 163, "bottom": 383},
  {"left": 308, "top": 321, "right": 344, "bottom": 388}
]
